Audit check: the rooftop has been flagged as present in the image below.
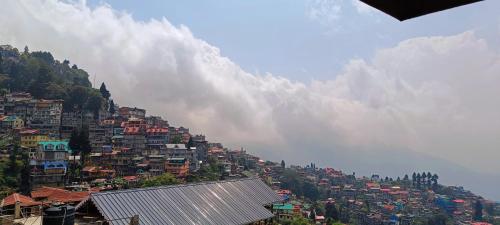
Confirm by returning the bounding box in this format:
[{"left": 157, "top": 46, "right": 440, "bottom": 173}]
[{"left": 80, "top": 178, "right": 281, "bottom": 225}]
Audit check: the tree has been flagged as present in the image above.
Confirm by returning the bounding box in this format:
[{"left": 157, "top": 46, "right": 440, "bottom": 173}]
[
  {"left": 24, "top": 46, "right": 29, "bottom": 55},
  {"left": 281, "top": 160, "right": 286, "bottom": 169},
  {"left": 99, "top": 82, "right": 111, "bottom": 100},
  {"left": 290, "top": 217, "right": 309, "bottom": 225},
  {"left": 142, "top": 173, "right": 179, "bottom": 187},
  {"left": 421, "top": 172, "right": 427, "bottom": 187},
  {"left": 171, "top": 136, "right": 182, "bottom": 144},
  {"left": 404, "top": 174, "right": 409, "bottom": 181},
  {"left": 109, "top": 99, "right": 116, "bottom": 115},
  {"left": 412, "top": 172, "right": 416, "bottom": 186},
  {"left": 474, "top": 200, "right": 483, "bottom": 221},
  {"left": 309, "top": 210, "right": 316, "bottom": 220},
  {"left": 416, "top": 173, "right": 421, "bottom": 189},
  {"left": 69, "top": 128, "right": 81, "bottom": 155},
  {"left": 325, "top": 201, "right": 339, "bottom": 221},
  {"left": 79, "top": 126, "right": 91, "bottom": 164},
  {"left": 85, "top": 93, "right": 103, "bottom": 118},
  {"left": 431, "top": 174, "right": 439, "bottom": 190}
]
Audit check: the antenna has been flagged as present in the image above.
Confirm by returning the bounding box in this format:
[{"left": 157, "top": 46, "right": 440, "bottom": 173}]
[{"left": 93, "top": 73, "right": 97, "bottom": 88}]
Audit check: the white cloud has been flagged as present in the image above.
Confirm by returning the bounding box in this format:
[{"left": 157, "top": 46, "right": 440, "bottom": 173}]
[
  {"left": 2, "top": 0, "right": 500, "bottom": 199},
  {"left": 351, "top": 0, "right": 375, "bottom": 14},
  {"left": 306, "top": 0, "right": 343, "bottom": 26}
]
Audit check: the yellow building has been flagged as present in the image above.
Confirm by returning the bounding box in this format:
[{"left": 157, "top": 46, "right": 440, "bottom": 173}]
[{"left": 20, "top": 130, "right": 50, "bottom": 148}]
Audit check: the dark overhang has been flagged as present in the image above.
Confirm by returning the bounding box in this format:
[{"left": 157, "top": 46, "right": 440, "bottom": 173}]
[{"left": 360, "top": 0, "right": 484, "bottom": 21}]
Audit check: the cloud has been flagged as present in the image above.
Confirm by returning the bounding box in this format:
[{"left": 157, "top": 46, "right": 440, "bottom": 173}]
[
  {"left": 351, "top": 0, "right": 375, "bottom": 14},
  {"left": 306, "top": 0, "right": 376, "bottom": 29},
  {"left": 306, "top": 0, "right": 343, "bottom": 26},
  {"left": 2, "top": 0, "right": 500, "bottom": 199}
]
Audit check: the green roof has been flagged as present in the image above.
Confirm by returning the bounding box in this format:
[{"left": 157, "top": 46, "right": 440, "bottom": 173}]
[
  {"left": 273, "top": 203, "right": 294, "bottom": 210},
  {"left": 39, "top": 141, "right": 72, "bottom": 153}
]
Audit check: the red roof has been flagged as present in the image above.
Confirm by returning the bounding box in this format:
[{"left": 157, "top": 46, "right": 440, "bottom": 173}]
[
  {"left": 146, "top": 127, "right": 168, "bottom": 134},
  {"left": 19, "top": 129, "right": 40, "bottom": 135},
  {"left": 124, "top": 126, "right": 141, "bottom": 134},
  {"left": 123, "top": 176, "right": 138, "bottom": 181},
  {"left": 1, "top": 193, "right": 41, "bottom": 207},
  {"left": 453, "top": 199, "right": 465, "bottom": 204},
  {"left": 31, "top": 186, "right": 91, "bottom": 204}
]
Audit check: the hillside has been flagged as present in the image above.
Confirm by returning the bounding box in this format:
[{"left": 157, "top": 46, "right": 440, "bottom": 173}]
[{"left": 0, "top": 45, "right": 104, "bottom": 113}]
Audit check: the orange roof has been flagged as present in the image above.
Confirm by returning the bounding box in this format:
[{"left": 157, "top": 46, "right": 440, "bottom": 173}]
[
  {"left": 124, "top": 126, "right": 141, "bottom": 134},
  {"left": 31, "top": 186, "right": 66, "bottom": 199},
  {"left": 1, "top": 193, "right": 41, "bottom": 207},
  {"left": 82, "top": 166, "right": 97, "bottom": 173},
  {"left": 146, "top": 127, "right": 168, "bottom": 134},
  {"left": 31, "top": 186, "right": 90, "bottom": 203},
  {"left": 123, "top": 176, "right": 138, "bottom": 181}
]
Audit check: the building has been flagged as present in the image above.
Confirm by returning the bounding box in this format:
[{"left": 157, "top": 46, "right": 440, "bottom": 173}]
[
  {"left": 145, "top": 116, "right": 169, "bottom": 127},
  {"left": 165, "top": 158, "right": 189, "bottom": 178},
  {"left": 148, "top": 154, "right": 166, "bottom": 176},
  {"left": 75, "top": 178, "right": 282, "bottom": 225},
  {"left": 119, "top": 107, "right": 146, "bottom": 119},
  {"left": 19, "top": 129, "right": 49, "bottom": 157},
  {"left": 191, "top": 135, "right": 208, "bottom": 163},
  {"left": 146, "top": 127, "right": 169, "bottom": 155},
  {"left": 36, "top": 141, "right": 72, "bottom": 161},
  {"left": 30, "top": 141, "right": 72, "bottom": 187},
  {"left": 30, "top": 99, "right": 63, "bottom": 137},
  {"left": 165, "top": 144, "right": 199, "bottom": 171},
  {"left": 0, "top": 115, "right": 24, "bottom": 129}
]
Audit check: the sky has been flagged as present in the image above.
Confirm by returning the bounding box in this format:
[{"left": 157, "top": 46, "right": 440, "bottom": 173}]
[{"left": 1, "top": 0, "right": 500, "bottom": 199}]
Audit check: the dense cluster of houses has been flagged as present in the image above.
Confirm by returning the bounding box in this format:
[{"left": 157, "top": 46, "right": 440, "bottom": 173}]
[
  {"left": 1, "top": 91, "right": 499, "bottom": 225},
  {"left": 0, "top": 92, "right": 224, "bottom": 188},
  {"left": 259, "top": 161, "right": 500, "bottom": 225}
]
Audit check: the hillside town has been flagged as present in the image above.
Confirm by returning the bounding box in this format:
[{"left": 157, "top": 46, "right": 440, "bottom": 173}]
[
  {"left": 0, "top": 46, "right": 499, "bottom": 225},
  {"left": 0, "top": 90, "right": 499, "bottom": 225}
]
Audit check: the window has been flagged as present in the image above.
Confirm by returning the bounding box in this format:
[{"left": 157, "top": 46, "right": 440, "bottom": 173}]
[{"left": 45, "top": 144, "right": 54, "bottom": 150}]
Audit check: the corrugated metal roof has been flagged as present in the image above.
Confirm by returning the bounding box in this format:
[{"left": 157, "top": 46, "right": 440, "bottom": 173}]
[{"left": 87, "top": 178, "right": 281, "bottom": 225}]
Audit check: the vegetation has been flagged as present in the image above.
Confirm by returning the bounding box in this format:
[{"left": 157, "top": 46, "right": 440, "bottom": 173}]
[
  {"left": 142, "top": 173, "right": 180, "bottom": 187},
  {"left": 0, "top": 144, "right": 30, "bottom": 197},
  {"left": 0, "top": 45, "right": 105, "bottom": 114}
]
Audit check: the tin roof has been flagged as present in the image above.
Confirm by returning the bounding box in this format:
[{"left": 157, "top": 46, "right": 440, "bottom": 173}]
[{"left": 84, "top": 178, "right": 281, "bottom": 225}]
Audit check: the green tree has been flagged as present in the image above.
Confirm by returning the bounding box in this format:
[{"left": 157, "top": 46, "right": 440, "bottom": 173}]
[
  {"left": 99, "top": 82, "right": 111, "bottom": 99},
  {"left": 171, "top": 136, "right": 182, "bottom": 144},
  {"left": 79, "top": 126, "right": 92, "bottom": 164},
  {"left": 142, "top": 173, "right": 180, "bottom": 187},
  {"left": 109, "top": 99, "right": 116, "bottom": 115},
  {"left": 475, "top": 200, "right": 483, "bottom": 221},
  {"left": 290, "top": 217, "right": 310, "bottom": 225},
  {"left": 325, "top": 201, "right": 339, "bottom": 221},
  {"left": 85, "top": 93, "right": 103, "bottom": 118},
  {"left": 281, "top": 160, "right": 286, "bottom": 169}
]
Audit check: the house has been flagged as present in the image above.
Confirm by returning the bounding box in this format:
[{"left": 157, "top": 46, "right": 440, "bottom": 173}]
[
  {"left": 0, "top": 193, "right": 41, "bottom": 219},
  {"left": 31, "top": 186, "right": 92, "bottom": 205},
  {"left": 37, "top": 141, "right": 72, "bottom": 161},
  {"left": 29, "top": 99, "right": 63, "bottom": 137},
  {"left": 273, "top": 203, "right": 294, "bottom": 221},
  {"left": 118, "top": 106, "right": 146, "bottom": 119},
  {"left": 75, "top": 178, "right": 281, "bottom": 225},
  {"left": 19, "top": 129, "right": 49, "bottom": 157},
  {"left": 146, "top": 127, "right": 169, "bottom": 154},
  {"left": 165, "top": 144, "right": 199, "bottom": 171},
  {"left": 123, "top": 126, "right": 146, "bottom": 155},
  {"left": 147, "top": 154, "right": 166, "bottom": 176},
  {"left": 30, "top": 141, "right": 72, "bottom": 187},
  {"left": 0, "top": 115, "right": 24, "bottom": 129},
  {"left": 165, "top": 157, "right": 189, "bottom": 178}
]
